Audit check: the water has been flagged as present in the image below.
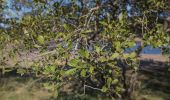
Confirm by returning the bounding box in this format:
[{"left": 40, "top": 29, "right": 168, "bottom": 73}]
[{"left": 125, "top": 42, "right": 161, "bottom": 54}]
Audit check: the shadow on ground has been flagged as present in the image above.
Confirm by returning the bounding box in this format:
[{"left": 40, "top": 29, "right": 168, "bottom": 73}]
[
  {"left": 0, "top": 59, "right": 170, "bottom": 100},
  {"left": 134, "top": 60, "right": 170, "bottom": 100}
]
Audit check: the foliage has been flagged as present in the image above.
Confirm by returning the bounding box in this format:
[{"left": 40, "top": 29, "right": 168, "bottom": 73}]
[{"left": 0, "top": 0, "right": 170, "bottom": 99}]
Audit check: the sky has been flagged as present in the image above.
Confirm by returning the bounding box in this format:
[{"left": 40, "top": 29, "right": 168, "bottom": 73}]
[{"left": 3, "top": 0, "right": 32, "bottom": 19}]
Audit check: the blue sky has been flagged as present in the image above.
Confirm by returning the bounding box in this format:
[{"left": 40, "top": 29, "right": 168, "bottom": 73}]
[
  {"left": 3, "top": 0, "right": 32, "bottom": 19},
  {"left": 2, "top": 0, "right": 133, "bottom": 19}
]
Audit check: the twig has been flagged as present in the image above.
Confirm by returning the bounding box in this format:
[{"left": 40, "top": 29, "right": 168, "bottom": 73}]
[
  {"left": 37, "top": 50, "right": 57, "bottom": 57},
  {"left": 84, "top": 6, "right": 99, "bottom": 27},
  {"left": 30, "top": 34, "right": 36, "bottom": 45},
  {"left": 24, "top": 76, "right": 44, "bottom": 89},
  {"left": 83, "top": 84, "right": 101, "bottom": 95}
]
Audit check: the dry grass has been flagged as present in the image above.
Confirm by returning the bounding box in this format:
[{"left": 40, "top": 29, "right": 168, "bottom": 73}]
[{"left": 0, "top": 77, "right": 53, "bottom": 100}]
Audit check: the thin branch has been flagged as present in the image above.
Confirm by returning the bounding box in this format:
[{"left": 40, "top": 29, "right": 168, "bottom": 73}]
[{"left": 84, "top": 84, "right": 101, "bottom": 95}]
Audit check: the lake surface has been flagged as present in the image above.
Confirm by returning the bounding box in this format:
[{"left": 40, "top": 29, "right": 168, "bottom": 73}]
[{"left": 126, "top": 42, "right": 162, "bottom": 54}]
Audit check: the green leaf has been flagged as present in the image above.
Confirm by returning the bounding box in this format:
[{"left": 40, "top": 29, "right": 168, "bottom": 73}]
[
  {"left": 101, "top": 86, "right": 108, "bottom": 92},
  {"left": 112, "top": 79, "right": 119, "bottom": 84},
  {"left": 80, "top": 69, "right": 86, "bottom": 77},
  {"left": 81, "top": 29, "right": 92, "bottom": 34},
  {"left": 118, "top": 12, "right": 123, "bottom": 22},
  {"left": 89, "top": 66, "right": 94, "bottom": 74},
  {"left": 63, "top": 24, "right": 71, "bottom": 31},
  {"left": 99, "top": 21, "right": 108, "bottom": 26},
  {"left": 115, "top": 41, "right": 121, "bottom": 51},
  {"left": 79, "top": 49, "right": 89, "bottom": 58},
  {"left": 108, "top": 24, "right": 112, "bottom": 29},
  {"left": 43, "top": 83, "right": 54, "bottom": 90},
  {"left": 17, "top": 68, "right": 26, "bottom": 76},
  {"left": 111, "top": 53, "right": 119, "bottom": 59},
  {"left": 95, "top": 46, "right": 101, "bottom": 53},
  {"left": 24, "top": 29, "right": 28, "bottom": 34},
  {"left": 49, "top": 65, "right": 56, "bottom": 73},
  {"left": 68, "top": 58, "right": 80, "bottom": 67},
  {"left": 127, "top": 41, "right": 135, "bottom": 47},
  {"left": 123, "top": 54, "right": 129, "bottom": 59},
  {"left": 129, "top": 52, "right": 136, "bottom": 58},
  {"left": 37, "top": 35, "right": 45, "bottom": 45},
  {"left": 123, "top": 52, "right": 136, "bottom": 59},
  {"left": 34, "top": 44, "right": 42, "bottom": 48},
  {"left": 68, "top": 41, "right": 73, "bottom": 49},
  {"left": 64, "top": 68, "right": 77, "bottom": 75},
  {"left": 4, "top": 69, "right": 12, "bottom": 73},
  {"left": 106, "top": 78, "right": 112, "bottom": 87},
  {"left": 98, "top": 56, "right": 108, "bottom": 62}
]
